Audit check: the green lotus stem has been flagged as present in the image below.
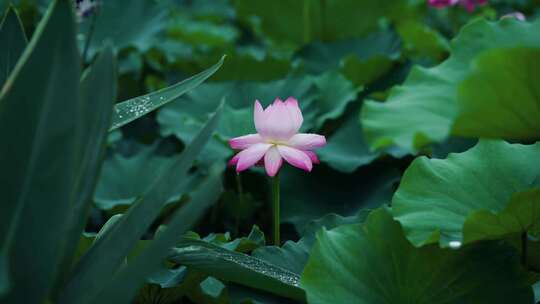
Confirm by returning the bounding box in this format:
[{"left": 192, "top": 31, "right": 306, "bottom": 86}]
[
  {"left": 235, "top": 174, "right": 244, "bottom": 234},
  {"left": 272, "top": 174, "right": 281, "bottom": 246}
]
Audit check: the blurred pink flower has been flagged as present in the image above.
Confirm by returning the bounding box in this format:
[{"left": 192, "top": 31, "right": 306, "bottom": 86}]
[
  {"left": 428, "top": 0, "right": 487, "bottom": 11},
  {"left": 229, "top": 98, "right": 326, "bottom": 177}
]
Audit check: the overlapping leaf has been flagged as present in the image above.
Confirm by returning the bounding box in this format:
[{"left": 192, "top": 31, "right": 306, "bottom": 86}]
[
  {"left": 361, "top": 19, "right": 540, "bottom": 152},
  {"left": 392, "top": 140, "right": 540, "bottom": 247},
  {"left": 301, "top": 209, "right": 533, "bottom": 304}
]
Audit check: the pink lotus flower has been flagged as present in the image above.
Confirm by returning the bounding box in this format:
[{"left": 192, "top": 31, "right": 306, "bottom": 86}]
[
  {"left": 428, "top": 0, "right": 487, "bottom": 12},
  {"left": 228, "top": 98, "right": 326, "bottom": 177}
]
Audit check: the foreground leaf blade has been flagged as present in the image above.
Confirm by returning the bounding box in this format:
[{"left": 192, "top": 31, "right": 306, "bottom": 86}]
[
  {"left": 54, "top": 46, "right": 117, "bottom": 296},
  {"left": 109, "top": 55, "right": 224, "bottom": 131},
  {"left": 60, "top": 104, "right": 223, "bottom": 304},
  {"left": 0, "top": 5, "right": 27, "bottom": 87},
  {"left": 94, "top": 165, "right": 223, "bottom": 304},
  {"left": 0, "top": 0, "right": 80, "bottom": 302}
]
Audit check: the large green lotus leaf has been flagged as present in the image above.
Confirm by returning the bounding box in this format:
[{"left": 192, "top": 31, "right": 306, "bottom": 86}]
[
  {"left": 281, "top": 163, "right": 400, "bottom": 231},
  {"left": 80, "top": 0, "right": 169, "bottom": 58},
  {"left": 452, "top": 47, "right": 540, "bottom": 139},
  {"left": 361, "top": 19, "right": 540, "bottom": 152},
  {"left": 0, "top": 0, "right": 81, "bottom": 302},
  {"left": 234, "top": 0, "right": 416, "bottom": 49},
  {"left": 301, "top": 209, "right": 533, "bottom": 304},
  {"left": 0, "top": 5, "right": 26, "bottom": 87},
  {"left": 392, "top": 140, "right": 540, "bottom": 247}
]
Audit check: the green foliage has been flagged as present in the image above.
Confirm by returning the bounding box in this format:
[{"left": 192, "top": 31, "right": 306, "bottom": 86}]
[{"left": 4, "top": 0, "right": 540, "bottom": 303}]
